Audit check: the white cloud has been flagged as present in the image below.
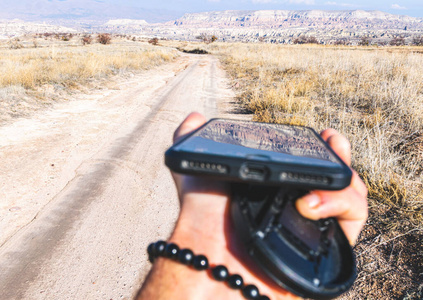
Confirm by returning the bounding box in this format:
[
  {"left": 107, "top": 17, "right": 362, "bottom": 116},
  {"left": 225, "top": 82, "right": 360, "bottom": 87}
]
[
  {"left": 207, "top": 0, "right": 221, "bottom": 2},
  {"left": 391, "top": 4, "right": 407, "bottom": 10}
]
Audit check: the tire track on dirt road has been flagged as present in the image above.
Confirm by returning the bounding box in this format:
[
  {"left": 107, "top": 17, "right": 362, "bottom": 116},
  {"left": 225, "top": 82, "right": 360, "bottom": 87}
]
[{"left": 0, "top": 54, "right": 247, "bottom": 299}]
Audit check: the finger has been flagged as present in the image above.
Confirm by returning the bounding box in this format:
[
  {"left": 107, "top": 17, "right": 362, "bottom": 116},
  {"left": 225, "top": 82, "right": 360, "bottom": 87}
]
[
  {"left": 173, "top": 112, "right": 207, "bottom": 143},
  {"left": 296, "top": 173, "right": 367, "bottom": 220},
  {"left": 320, "top": 128, "right": 339, "bottom": 142},
  {"left": 327, "top": 134, "right": 352, "bottom": 166},
  {"left": 295, "top": 175, "right": 368, "bottom": 244},
  {"left": 320, "top": 129, "right": 351, "bottom": 166},
  {"left": 350, "top": 170, "right": 368, "bottom": 198},
  {"left": 295, "top": 190, "right": 367, "bottom": 245}
]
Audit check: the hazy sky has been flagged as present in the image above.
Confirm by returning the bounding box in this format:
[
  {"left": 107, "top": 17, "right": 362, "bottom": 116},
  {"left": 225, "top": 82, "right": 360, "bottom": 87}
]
[
  {"left": 122, "top": 0, "right": 423, "bottom": 18},
  {"left": 1, "top": 0, "right": 421, "bottom": 23}
]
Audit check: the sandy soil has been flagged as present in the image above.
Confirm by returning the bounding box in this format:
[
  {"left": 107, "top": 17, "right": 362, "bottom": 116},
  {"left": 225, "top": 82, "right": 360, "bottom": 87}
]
[{"left": 0, "top": 53, "right": 250, "bottom": 299}]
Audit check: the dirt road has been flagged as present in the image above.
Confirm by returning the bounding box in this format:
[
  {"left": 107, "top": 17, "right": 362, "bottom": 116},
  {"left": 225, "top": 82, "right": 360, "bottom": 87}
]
[{"left": 0, "top": 54, "right": 248, "bottom": 299}]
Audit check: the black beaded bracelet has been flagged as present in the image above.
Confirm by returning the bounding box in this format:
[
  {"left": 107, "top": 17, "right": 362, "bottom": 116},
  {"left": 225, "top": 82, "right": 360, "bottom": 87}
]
[{"left": 147, "top": 241, "right": 271, "bottom": 300}]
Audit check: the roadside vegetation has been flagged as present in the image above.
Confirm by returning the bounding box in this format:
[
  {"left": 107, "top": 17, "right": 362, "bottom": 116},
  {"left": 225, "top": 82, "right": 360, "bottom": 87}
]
[
  {"left": 2, "top": 33, "right": 422, "bottom": 298},
  {"left": 0, "top": 34, "right": 178, "bottom": 124},
  {"left": 182, "top": 42, "right": 422, "bottom": 299}
]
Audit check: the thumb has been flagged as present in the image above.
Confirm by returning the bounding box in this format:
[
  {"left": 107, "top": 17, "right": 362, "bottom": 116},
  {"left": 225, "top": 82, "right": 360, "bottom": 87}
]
[{"left": 173, "top": 112, "right": 207, "bottom": 143}]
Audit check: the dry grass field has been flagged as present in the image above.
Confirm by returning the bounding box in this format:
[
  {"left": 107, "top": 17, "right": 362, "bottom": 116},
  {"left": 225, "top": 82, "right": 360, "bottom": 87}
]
[
  {"left": 200, "top": 42, "right": 422, "bottom": 300},
  {"left": 1, "top": 35, "right": 421, "bottom": 298},
  {"left": 0, "top": 35, "right": 178, "bottom": 124}
]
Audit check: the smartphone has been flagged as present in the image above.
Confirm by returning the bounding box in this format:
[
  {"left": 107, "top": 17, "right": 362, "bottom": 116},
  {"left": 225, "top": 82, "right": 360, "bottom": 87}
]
[{"left": 165, "top": 119, "right": 352, "bottom": 190}]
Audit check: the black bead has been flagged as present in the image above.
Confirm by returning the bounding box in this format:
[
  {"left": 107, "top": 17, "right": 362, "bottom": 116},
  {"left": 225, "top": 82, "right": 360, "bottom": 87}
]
[
  {"left": 193, "top": 254, "right": 209, "bottom": 270},
  {"left": 242, "top": 284, "right": 260, "bottom": 299},
  {"left": 211, "top": 265, "right": 229, "bottom": 281},
  {"left": 147, "top": 243, "right": 155, "bottom": 262},
  {"left": 258, "top": 296, "right": 270, "bottom": 300},
  {"left": 164, "top": 243, "right": 179, "bottom": 259},
  {"left": 154, "top": 240, "right": 167, "bottom": 256},
  {"left": 227, "top": 274, "right": 243, "bottom": 289},
  {"left": 178, "top": 249, "right": 194, "bottom": 265}
]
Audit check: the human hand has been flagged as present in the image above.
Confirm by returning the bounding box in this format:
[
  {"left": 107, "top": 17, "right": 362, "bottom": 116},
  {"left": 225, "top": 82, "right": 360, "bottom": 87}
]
[
  {"left": 295, "top": 129, "right": 368, "bottom": 245},
  {"left": 166, "top": 112, "right": 368, "bottom": 300}
]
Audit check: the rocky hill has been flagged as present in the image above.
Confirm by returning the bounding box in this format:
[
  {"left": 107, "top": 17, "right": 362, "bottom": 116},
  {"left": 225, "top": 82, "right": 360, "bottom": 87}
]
[
  {"left": 1, "top": 9, "right": 423, "bottom": 45},
  {"left": 162, "top": 10, "right": 423, "bottom": 44},
  {"left": 172, "top": 10, "right": 420, "bottom": 29},
  {"left": 0, "top": 19, "right": 76, "bottom": 39},
  {"left": 100, "top": 10, "right": 423, "bottom": 44}
]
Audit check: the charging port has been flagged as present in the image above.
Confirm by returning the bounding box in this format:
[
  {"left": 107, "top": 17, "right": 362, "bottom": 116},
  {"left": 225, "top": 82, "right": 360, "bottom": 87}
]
[{"left": 240, "top": 164, "right": 268, "bottom": 181}]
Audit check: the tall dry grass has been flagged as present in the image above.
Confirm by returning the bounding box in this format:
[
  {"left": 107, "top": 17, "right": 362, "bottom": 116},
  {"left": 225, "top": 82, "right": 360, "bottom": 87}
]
[
  {"left": 203, "top": 42, "right": 422, "bottom": 299},
  {"left": 0, "top": 41, "right": 178, "bottom": 123},
  {"left": 0, "top": 43, "right": 177, "bottom": 89}
]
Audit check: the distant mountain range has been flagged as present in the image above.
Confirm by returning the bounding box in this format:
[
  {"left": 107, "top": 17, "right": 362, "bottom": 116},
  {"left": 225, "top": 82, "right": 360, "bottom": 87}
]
[
  {"left": 1, "top": 7, "right": 422, "bottom": 44},
  {"left": 109, "top": 10, "right": 423, "bottom": 44},
  {"left": 172, "top": 10, "right": 422, "bottom": 29}
]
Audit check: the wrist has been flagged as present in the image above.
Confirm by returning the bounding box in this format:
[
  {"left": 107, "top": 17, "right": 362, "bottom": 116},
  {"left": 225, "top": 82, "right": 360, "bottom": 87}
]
[{"left": 169, "top": 191, "right": 230, "bottom": 262}]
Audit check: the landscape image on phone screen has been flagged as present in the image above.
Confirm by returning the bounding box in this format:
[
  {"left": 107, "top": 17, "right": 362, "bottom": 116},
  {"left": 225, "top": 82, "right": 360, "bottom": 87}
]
[{"left": 179, "top": 119, "right": 341, "bottom": 166}]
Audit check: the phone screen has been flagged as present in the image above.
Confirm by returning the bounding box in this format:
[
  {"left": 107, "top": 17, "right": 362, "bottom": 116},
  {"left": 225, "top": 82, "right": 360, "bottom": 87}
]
[{"left": 173, "top": 119, "right": 342, "bottom": 168}]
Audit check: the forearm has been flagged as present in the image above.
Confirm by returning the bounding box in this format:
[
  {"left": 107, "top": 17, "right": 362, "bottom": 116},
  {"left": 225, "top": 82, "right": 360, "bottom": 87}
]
[
  {"left": 135, "top": 191, "right": 299, "bottom": 300},
  {"left": 136, "top": 256, "right": 245, "bottom": 300},
  {"left": 135, "top": 194, "right": 242, "bottom": 300}
]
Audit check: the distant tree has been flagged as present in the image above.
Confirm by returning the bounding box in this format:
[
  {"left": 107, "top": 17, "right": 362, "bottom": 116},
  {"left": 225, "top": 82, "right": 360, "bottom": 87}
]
[
  {"left": 148, "top": 38, "right": 159, "bottom": 46},
  {"left": 81, "top": 35, "right": 93, "bottom": 45},
  {"left": 333, "top": 39, "right": 350, "bottom": 46},
  {"left": 196, "top": 33, "right": 208, "bottom": 43},
  {"left": 196, "top": 33, "right": 217, "bottom": 44},
  {"left": 307, "top": 36, "right": 318, "bottom": 44},
  {"left": 412, "top": 35, "right": 423, "bottom": 46},
  {"left": 43, "top": 32, "right": 54, "bottom": 40},
  {"left": 97, "top": 33, "right": 112, "bottom": 45},
  {"left": 292, "top": 36, "right": 319, "bottom": 45},
  {"left": 389, "top": 36, "right": 405, "bottom": 46},
  {"left": 358, "top": 36, "right": 371, "bottom": 46}
]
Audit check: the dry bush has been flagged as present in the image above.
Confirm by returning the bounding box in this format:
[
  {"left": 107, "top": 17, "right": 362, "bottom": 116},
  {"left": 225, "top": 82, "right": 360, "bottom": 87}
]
[
  {"left": 390, "top": 36, "right": 406, "bottom": 46},
  {"left": 292, "top": 35, "right": 319, "bottom": 44},
  {"left": 412, "top": 36, "right": 423, "bottom": 46},
  {"left": 196, "top": 33, "right": 218, "bottom": 44},
  {"left": 333, "top": 39, "right": 350, "bottom": 46},
  {"left": 148, "top": 38, "right": 159, "bottom": 46},
  {"left": 8, "top": 38, "right": 23, "bottom": 49},
  {"left": 210, "top": 42, "right": 423, "bottom": 299},
  {"left": 81, "top": 35, "right": 93, "bottom": 45},
  {"left": 97, "top": 33, "right": 112, "bottom": 45},
  {"left": 359, "top": 36, "right": 371, "bottom": 46}
]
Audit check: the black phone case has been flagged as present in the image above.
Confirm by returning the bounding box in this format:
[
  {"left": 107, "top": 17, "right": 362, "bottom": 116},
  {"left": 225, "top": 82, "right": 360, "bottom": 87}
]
[
  {"left": 165, "top": 119, "right": 352, "bottom": 191},
  {"left": 231, "top": 185, "right": 357, "bottom": 300}
]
